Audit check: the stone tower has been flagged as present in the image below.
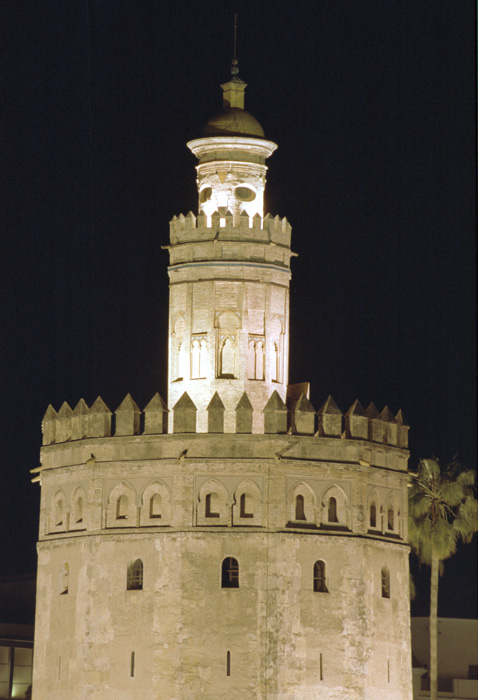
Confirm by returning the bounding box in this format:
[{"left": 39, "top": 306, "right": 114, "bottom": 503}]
[{"left": 32, "top": 61, "right": 413, "bottom": 700}]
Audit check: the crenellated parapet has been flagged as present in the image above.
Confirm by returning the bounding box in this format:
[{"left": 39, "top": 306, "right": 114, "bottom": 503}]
[
  {"left": 42, "top": 390, "right": 408, "bottom": 449},
  {"left": 168, "top": 211, "right": 292, "bottom": 250}
]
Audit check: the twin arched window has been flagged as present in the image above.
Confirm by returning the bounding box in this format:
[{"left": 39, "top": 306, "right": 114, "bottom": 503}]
[
  {"left": 127, "top": 559, "right": 143, "bottom": 590},
  {"left": 191, "top": 337, "right": 207, "bottom": 379},
  {"left": 247, "top": 338, "right": 264, "bottom": 380}
]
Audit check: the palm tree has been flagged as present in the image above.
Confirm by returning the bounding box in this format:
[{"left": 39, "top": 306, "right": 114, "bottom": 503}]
[{"left": 408, "top": 458, "right": 478, "bottom": 700}]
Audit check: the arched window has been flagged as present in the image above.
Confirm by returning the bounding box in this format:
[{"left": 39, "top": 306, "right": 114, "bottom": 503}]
[
  {"left": 295, "top": 495, "right": 306, "bottom": 521},
  {"left": 387, "top": 507, "right": 394, "bottom": 531},
  {"left": 116, "top": 495, "right": 128, "bottom": 520},
  {"left": 60, "top": 563, "right": 69, "bottom": 595},
  {"left": 221, "top": 557, "right": 239, "bottom": 588},
  {"left": 313, "top": 561, "right": 328, "bottom": 592},
  {"left": 328, "top": 497, "right": 338, "bottom": 523},
  {"left": 247, "top": 340, "right": 255, "bottom": 379},
  {"left": 220, "top": 337, "right": 235, "bottom": 377},
  {"left": 240, "top": 493, "right": 253, "bottom": 518},
  {"left": 149, "top": 493, "right": 161, "bottom": 519},
  {"left": 370, "top": 503, "right": 377, "bottom": 528},
  {"left": 205, "top": 493, "right": 220, "bottom": 518},
  {"left": 272, "top": 341, "right": 280, "bottom": 382},
  {"left": 191, "top": 338, "right": 201, "bottom": 379},
  {"left": 381, "top": 567, "right": 390, "bottom": 598},
  {"left": 177, "top": 341, "right": 187, "bottom": 380},
  {"left": 226, "top": 650, "right": 231, "bottom": 677},
  {"left": 55, "top": 498, "right": 64, "bottom": 527},
  {"left": 74, "top": 497, "right": 84, "bottom": 524},
  {"left": 199, "top": 338, "right": 207, "bottom": 377},
  {"left": 127, "top": 559, "right": 143, "bottom": 590},
  {"left": 255, "top": 339, "right": 264, "bottom": 380}
]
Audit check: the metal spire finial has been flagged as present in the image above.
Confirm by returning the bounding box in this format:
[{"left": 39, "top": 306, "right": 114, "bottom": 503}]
[{"left": 231, "top": 13, "right": 239, "bottom": 76}]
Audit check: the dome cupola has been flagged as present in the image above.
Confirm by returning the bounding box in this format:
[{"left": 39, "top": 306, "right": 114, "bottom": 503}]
[{"left": 188, "top": 59, "right": 276, "bottom": 222}]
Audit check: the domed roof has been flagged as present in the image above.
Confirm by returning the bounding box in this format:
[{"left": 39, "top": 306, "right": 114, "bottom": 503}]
[{"left": 201, "top": 107, "right": 265, "bottom": 138}]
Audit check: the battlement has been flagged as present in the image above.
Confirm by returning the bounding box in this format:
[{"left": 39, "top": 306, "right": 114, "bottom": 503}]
[
  {"left": 168, "top": 211, "right": 292, "bottom": 248},
  {"left": 41, "top": 391, "right": 409, "bottom": 449}
]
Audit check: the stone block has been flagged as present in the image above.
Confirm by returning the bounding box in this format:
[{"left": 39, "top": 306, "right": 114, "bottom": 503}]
[
  {"left": 236, "top": 392, "right": 253, "bottom": 433},
  {"left": 115, "top": 393, "right": 141, "bottom": 436},
  {"left": 144, "top": 393, "right": 168, "bottom": 434},
  {"left": 42, "top": 404, "right": 57, "bottom": 446},
  {"left": 317, "top": 396, "right": 342, "bottom": 437},
  {"left": 56, "top": 401, "right": 72, "bottom": 443},
  {"left": 380, "top": 406, "right": 398, "bottom": 446},
  {"left": 395, "top": 409, "right": 410, "bottom": 448},
  {"left": 207, "top": 392, "right": 225, "bottom": 433},
  {"left": 88, "top": 397, "right": 112, "bottom": 438},
  {"left": 71, "top": 399, "right": 89, "bottom": 440},
  {"left": 173, "top": 392, "right": 197, "bottom": 433},
  {"left": 345, "top": 399, "right": 368, "bottom": 439},
  {"left": 366, "top": 402, "right": 384, "bottom": 443},
  {"left": 264, "top": 390, "right": 287, "bottom": 434},
  {"left": 291, "top": 393, "right": 315, "bottom": 435}
]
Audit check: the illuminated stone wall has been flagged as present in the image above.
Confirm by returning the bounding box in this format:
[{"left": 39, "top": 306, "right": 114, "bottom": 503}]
[{"left": 33, "top": 431, "right": 412, "bottom": 700}]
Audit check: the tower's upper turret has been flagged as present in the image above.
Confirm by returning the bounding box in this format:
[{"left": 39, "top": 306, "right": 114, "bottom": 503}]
[{"left": 187, "top": 60, "right": 277, "bottom": 222}]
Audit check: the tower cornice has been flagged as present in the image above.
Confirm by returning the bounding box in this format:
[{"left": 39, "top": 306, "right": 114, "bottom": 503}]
[{"left": 187, "top": 136, "right": 277, "bottom": 162}]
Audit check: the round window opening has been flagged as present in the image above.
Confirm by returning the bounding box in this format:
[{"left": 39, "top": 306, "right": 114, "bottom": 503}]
[
  {"left": 199, "top": 187, "right": 212, "bottom": 203},
  {"left": 235, "top": 186, "right": 256, "bottom": 202}
]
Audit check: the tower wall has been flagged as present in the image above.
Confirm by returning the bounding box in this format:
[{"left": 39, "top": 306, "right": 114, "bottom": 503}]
[
  {"left": 33, "top": 430, "right": 412, "bottom": 700},
  {"left": 167, "top": 213, "right": 293, "bottom": 433}
]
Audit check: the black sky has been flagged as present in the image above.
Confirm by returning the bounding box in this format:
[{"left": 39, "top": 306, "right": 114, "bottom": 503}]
[{"left": 1, "top": 0, "right": 476, "bottom": 618}]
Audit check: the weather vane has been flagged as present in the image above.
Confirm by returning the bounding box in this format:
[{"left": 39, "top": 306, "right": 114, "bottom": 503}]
[{"left": 231, "top": 12, "right": 239, "bottom": 76}]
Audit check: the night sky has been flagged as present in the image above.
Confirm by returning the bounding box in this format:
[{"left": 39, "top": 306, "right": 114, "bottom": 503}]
[{"left": 2, "top": 1, "right": 476, "bottom": 619}]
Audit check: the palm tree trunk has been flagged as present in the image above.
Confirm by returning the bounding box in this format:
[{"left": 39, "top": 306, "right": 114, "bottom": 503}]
[{"left": 429, "top": 550, "right": 439, "bottom": 700}]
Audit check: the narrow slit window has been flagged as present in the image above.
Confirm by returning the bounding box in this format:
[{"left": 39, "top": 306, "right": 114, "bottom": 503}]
[
  {"left": 381, "top": 567, "right": 390, "bottom": 598},
  {"left": 221, "top": 557, "right": 239, "bottom": 588},
  {"left": 370, "top": 503, "right": 376, "bottom": 528},
  {"left": 60, "top": 563, "right": 69, "bottom": 595},
  {"left": 130, "top": 651, "right": 135, "bottom": 678},
  {"left": 319, "top": 653, "right": 323, "bottom": 681},
  {"left": 55, "top": 499, "right": 64, "bottom": 527},
  {"left": 75, "top": 497, "right": 84, "bottom": 523},
  {"left": 387, "top": 507, "right": 394, "bottom": 530},
  {"left": 226, "top": 650, "right": 231, "bottom": 677},
  {"left": 295, "top": 495, "right": 306, "bottom": 521},
  {"left": 240, "top": 493, "right": 253, "bottom": 518},
  {"left": 127, "top": 559, "right": 143, "bottom": 590},
  {"left": 205, "top": 493, "right": 220, "bottom": 518},
  {"left": 313, "top": 561, "right": 328, "bottom": 592},
  {"left": 328, "top": 497, "right": 338, "bottom": 523}
]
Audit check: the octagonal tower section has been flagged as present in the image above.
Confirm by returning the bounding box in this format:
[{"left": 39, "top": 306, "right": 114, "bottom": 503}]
[{"left": 167, "top": 75, "right": 293, "bottom": 433}]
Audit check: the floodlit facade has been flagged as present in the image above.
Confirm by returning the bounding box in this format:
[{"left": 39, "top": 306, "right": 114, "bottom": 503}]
[{"left": 32, "top": 63, "right": 413, "bottom": 700}]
